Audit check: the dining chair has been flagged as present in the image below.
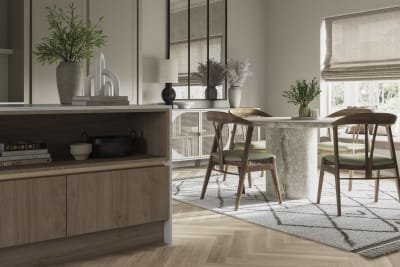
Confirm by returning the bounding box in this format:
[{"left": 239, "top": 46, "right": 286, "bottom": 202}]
[
  {"left": 226, "top": 108, "right": 270, "bottom": 186},
  {"left": 200, "top": 111, "right": 283, "bottom": 210},
  {"left": 317, "top": 112, "right": 400, "bottom": 216},
  {"left": 318, "top": 107, "right": 373, "bottom": 192}
]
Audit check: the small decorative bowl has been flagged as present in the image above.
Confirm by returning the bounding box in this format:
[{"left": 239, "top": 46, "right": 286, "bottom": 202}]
[
  {"left": 70, "top": 143, "right": 92, "bottom": 161},
  {"left": 175, "top": 101, "right": 194, "bottom": 109}
]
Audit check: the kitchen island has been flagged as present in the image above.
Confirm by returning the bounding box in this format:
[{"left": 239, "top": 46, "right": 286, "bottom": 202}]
[{"left": 0, "top": 105, "right": 171, "bottom": 267}]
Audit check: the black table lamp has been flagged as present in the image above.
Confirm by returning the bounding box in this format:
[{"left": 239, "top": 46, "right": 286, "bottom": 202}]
[{"left": 159, "top": 59, "right": 178, "bottom": 105}]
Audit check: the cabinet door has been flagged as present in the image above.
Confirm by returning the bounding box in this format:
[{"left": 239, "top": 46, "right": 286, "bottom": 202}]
[
  {"left": 67, "top": 166, "right": 169, "bottom": 236},
  {"left": 0, "top": 176, "right": 67, "bottom": 248},
  {"left": 172, "top": 111, "right": 200, "bottom": 160}
]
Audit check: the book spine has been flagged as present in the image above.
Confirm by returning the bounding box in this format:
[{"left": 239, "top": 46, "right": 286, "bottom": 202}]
[
  {"left": 0, "top": 153, "right": 51, "bottom": 161},
  {"left": 0, "top": 158, "right": 52, "bottom": 167},
  {"left": 1, "top": 149, "right": 49, "bottom": 157},
  {"left": 1, "top": 142, "right": 46, "bottom": 152}
]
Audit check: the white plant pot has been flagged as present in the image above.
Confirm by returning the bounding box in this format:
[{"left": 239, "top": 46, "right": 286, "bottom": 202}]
[
  {"left": 56, "top": 62, "right": 82, "bottom": 105},
  {"left": 228, "top": 86, "right": 242, "bottom": 108}
]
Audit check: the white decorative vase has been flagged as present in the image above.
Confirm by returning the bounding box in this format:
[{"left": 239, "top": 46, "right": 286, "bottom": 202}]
[
  {"left": 228, "top": 86, "right": 242, "bottom": 108},
  {"left": 56, "top": 62, "right": 82, "bottom": 105}
]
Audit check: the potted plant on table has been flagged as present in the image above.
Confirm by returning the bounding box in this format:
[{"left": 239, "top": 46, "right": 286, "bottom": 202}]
[
  {"left": 226, "top": 59, "right": 251, "bottom": 108},
  {"left": 33, "top": 2, "right": 107, "bottom": 105},
  {"left": 193, "top": 58, "right": 226, "bottom": 100},
  {"left": 282, "top": 77, "right": 321, "bottom": 117}
]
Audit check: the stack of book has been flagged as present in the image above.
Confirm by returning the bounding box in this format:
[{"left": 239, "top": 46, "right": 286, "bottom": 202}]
[
  {"left": 0, "top": 141, "right": 51, "bottom": 167},
  {"left": 72, "top": 96, "right": 129, "bottom": 106}
]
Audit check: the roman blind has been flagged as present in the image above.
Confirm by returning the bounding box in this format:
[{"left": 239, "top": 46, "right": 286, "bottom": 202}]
[{"left": 321, "top": 7, "right": 400, "bottom": 81}]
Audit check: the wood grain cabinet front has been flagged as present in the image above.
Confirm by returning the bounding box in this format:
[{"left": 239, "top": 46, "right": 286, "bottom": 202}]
[
  {"left": 0, "top": 176, "right": 67, "bottom": 248},
  {"left": 67, "top": 166, "right": 170, "bottom": 236}
]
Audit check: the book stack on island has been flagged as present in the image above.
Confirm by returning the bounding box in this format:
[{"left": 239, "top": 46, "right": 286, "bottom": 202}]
[
  {"left": 72, "top": 96, "right": 129, "bottom": 106},
  {"left": 0, "top": 141, "right": 51, "bottom": 167}
]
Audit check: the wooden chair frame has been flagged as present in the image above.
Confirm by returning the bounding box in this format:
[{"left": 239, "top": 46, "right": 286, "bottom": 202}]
[
  {"left": 319, "top": 107, "right": 373, "bottom": 191},
  {"left": 200, "top": 111, "right": 282, "bottom": 210},
  {"left": 317, "top": 112, "right": 400, "bottom": 216},
  {"left": 226, "top": 108, "right": 272, "bottom": 186}
]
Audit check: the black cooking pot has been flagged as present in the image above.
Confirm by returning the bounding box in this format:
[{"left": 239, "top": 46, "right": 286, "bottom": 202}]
[{"left": 81, "top": 131, "right": 137, "bottom": 158}]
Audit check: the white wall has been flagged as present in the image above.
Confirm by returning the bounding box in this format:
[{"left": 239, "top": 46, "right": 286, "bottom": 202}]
[
  {"left": 265, "top": 0, "right": 400, "bottom": 116},
  {"left": 140, "top": 0, "right": 167, "bottom": 104},
  {"left": 228, "top": 0, "right": 268, "bottom": 112}
]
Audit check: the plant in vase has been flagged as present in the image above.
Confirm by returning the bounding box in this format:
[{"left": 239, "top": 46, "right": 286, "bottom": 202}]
[
  {"left": 226, "top": 59, "right": 251, "bottom": 108},
  {"left": 33, "top": 2, "right": 107, "bottom": 104},
  {"left": 193, "top": 58, "right": 226, "bottom": 100},
  {"left": 282, "top": 78, "right": 321, "bottom": 117}
]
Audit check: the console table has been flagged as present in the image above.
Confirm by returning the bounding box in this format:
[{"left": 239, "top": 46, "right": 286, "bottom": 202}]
[
  {"left": 247, "top": 116, "right": 335, "bottom": 200},
  {"left": 0, "top": 105, "right": 171, "bottom": 267}
]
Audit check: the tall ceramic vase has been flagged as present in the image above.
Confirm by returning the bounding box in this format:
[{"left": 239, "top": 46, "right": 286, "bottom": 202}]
[
  {"left": 228, "top": 86, "right": 242, "bottom": 108},
  {"left": 56, "top": 61, "right": 82, "bottom": 105}
]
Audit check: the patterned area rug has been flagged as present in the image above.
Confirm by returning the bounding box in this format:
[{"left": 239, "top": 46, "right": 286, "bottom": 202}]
[{"left": 172, "top": 173, "right": 400, "bottom": 258}]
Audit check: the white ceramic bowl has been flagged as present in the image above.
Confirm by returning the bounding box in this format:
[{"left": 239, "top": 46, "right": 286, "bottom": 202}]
[
  {"left": 175, "top": 101, "right": 194, "bottom": 109},
  {"left": 70, "top": 143, "right": 92, "bottom": 160}
]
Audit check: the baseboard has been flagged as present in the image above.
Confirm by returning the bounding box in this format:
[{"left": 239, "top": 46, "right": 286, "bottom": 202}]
[{"left": 0, "top": 221, "right": 165, "bottom": 267}]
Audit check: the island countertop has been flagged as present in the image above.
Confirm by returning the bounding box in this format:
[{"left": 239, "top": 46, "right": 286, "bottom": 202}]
[{"left": 0, "top": 104, "right": 171, "bottom": 115}]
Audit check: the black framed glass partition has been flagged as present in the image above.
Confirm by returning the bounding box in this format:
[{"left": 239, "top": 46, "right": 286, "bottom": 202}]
[{"left": 168, "top": 0, "right": 227, "bottom": 100}]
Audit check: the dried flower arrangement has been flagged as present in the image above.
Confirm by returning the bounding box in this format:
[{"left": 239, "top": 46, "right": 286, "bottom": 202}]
[
  {"left": 193, "top": 58, "right": 226, "bottom": 87},
  {"left": 226, "top": 59, "right": 251, "bottom": 87}
]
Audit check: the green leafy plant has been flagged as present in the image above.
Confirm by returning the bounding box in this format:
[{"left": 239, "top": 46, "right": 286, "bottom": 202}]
[
  {"left": 34, "top": 2, "right": 107, "bottom": 64},
  {"left": 282, "top": 77, "right": 321, "bottom": 107},
  {"left": 193, "top": 58, "right": 226, "bottom": 87}
]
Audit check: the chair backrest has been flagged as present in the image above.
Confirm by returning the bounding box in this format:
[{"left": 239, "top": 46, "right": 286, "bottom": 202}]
[
  {"left": 326, "top": 107, "right": 374, "bottom": 143},
  {"left": 229, "top": 108, "right": 271, "bottom": 146},
  {"left": 206, "top": 111, "right": 257, "bottom": 169},
  {"left": 230, "top": 108, "right": 272, "bottom": 118},
  {"left": 331, "top": 112, "right": 398, "bottom": 177}
]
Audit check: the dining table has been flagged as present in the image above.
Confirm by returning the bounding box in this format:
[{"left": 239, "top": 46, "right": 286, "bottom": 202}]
[{"left": 246, "top": 116, "right": 337, "bottom": 200}]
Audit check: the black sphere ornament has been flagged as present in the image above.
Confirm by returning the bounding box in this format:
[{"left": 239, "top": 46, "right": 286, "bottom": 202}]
[{"left": 162, "top": 83, "right": 176, "bottom": 105}]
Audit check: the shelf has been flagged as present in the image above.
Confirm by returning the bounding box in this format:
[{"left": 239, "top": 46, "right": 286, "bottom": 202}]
[
  {"left": 0, "top": 154, "right": 168, "bottom": 181},
  {"left": 0, "top": 49, "right": 13, "bottom": 55}
]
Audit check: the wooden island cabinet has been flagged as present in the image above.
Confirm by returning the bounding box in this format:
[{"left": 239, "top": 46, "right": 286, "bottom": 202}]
[{"left": 0, "top": 105, "right": 171, "bottom": 267}]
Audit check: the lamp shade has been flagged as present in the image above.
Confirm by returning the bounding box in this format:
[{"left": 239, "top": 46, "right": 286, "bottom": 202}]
[{"left": 159, "top": 59, "right": 179, "bottom": 83}]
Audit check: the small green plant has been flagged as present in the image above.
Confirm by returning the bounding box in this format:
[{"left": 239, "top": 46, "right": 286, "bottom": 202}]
[
  {"left": 282, "top": 77, "right": 321, "bottom": 107},
  {"left": 34, "top": 2, "right": 107, "bottom": 64}
]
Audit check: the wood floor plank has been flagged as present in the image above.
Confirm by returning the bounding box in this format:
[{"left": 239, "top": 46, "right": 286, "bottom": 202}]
[{"left": 53, "top": 200, "right": 400, "bottom": 267}]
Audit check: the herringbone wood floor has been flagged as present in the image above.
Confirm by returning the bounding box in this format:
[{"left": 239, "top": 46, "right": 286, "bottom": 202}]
[{"left": 54, "top": 200, "right": 400, "bottom": 267}]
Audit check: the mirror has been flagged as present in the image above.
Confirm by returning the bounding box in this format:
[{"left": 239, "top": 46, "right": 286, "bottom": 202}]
[{"left": 169, "top": 0, "right": 227, "bottom": 100}]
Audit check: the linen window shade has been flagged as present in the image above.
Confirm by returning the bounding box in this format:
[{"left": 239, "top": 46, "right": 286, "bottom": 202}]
[{"left": 321, "top": 7, "right": 400, "bottom": 81}]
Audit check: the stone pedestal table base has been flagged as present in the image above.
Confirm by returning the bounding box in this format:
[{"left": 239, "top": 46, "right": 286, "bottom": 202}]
[{"left": 264, "top": 128, "right": 318, "bottom": 200}]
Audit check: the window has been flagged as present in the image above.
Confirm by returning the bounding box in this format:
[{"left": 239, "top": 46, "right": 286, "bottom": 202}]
[
  {"left": 321, "top": 7, "right": 400, "bottom": 138},
  {"left": 326, "top": 80, "right": 400, "bottom": 136}
]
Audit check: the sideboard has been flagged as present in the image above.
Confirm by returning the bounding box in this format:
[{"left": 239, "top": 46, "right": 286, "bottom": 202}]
[
  {"left": 0, "top": 105, "right": 171, "bottom": 267},
  {"left": 172, "top": 108, "right": 260, "bottom": 163}
]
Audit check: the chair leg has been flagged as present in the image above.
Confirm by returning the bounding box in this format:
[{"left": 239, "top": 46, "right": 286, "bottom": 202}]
[
  {"left": 270, "top": 159, "right": 283, "bottom": 204},
  {"left": 238, "top": 167, "right": 245, "bottom": 194},
  {"left": 260, "top": 170, "right": 264, "bottom": 177},
  {"left": 247, "top": 171, "right": 252, "bottom": 188},
  {"left": 348, "top": 171, "right": 353, "bottom": 191},
  {"left": 201, "top": 159, "right": 214, "bottom": 199},
  {"left": 235, "top": 165, "right": 248, "bottom": 210},
  {"left": 395, "top": 168, "right": 400, "bottom": 201},
  {"left": 223, "top": 165, "right": 228, "bottom": 181},
  {"left": 317, "top": 165, "right": 325, "bottom": 204},
  {"left": 374, "top": 171, "right": 380, "bottom": 203},
  {"left": 334, "top": 171, "right": 342, "bottom": 216}
]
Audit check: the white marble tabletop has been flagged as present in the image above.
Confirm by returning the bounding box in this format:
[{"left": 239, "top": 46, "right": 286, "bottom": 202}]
[{"left": 246, "top": 116, "right": 337, "bottom": 128}]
